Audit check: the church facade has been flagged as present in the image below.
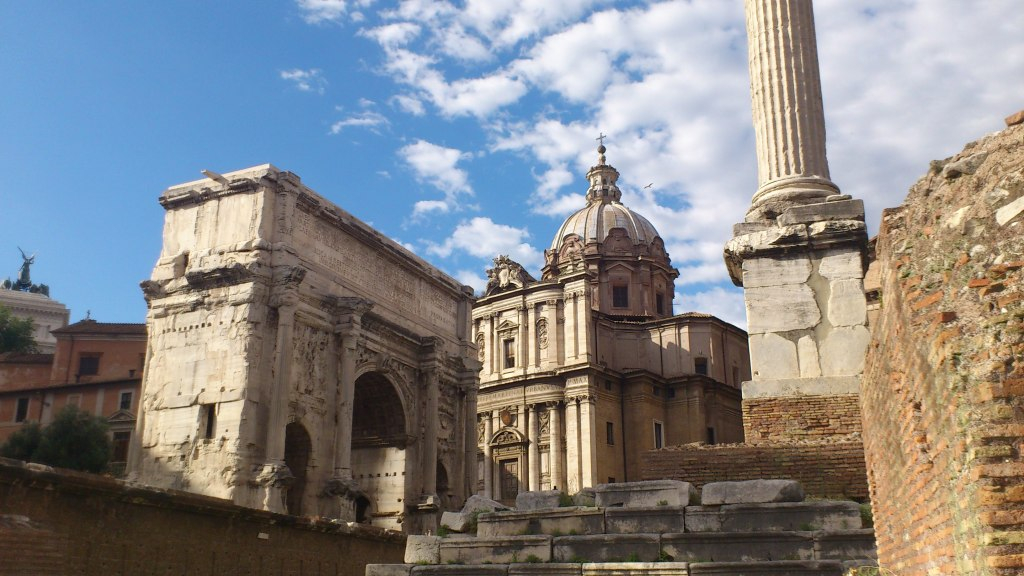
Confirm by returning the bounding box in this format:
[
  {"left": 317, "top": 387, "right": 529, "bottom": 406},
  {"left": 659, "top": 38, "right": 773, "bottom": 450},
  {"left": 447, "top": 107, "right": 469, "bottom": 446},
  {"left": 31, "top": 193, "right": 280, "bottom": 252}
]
[{"left": 474, "top": 148, "right": 749, "bottom": 503}]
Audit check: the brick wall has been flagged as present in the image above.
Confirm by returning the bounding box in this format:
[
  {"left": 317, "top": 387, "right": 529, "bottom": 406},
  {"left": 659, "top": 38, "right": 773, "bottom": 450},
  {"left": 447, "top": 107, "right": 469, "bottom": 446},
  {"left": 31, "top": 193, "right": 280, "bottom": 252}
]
[
  {"left": 0, "top": 457, "right": 405, "bottom": 576},
  {"left": 742, "top": 394, "right": 862, "bottom": 441},
  {"left": 640, "top": 439, "right": 868, "bottom": 501},
  {"left": 862, "top": 118, "right": 1024, "bottom": 575}
]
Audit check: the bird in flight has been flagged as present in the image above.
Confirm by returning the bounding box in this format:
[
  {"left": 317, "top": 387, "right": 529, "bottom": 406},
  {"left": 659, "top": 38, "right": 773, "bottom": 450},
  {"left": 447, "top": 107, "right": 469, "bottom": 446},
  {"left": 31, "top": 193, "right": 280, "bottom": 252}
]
[{"left": 644, "top": 183, "right": 654, "bottom": 189}]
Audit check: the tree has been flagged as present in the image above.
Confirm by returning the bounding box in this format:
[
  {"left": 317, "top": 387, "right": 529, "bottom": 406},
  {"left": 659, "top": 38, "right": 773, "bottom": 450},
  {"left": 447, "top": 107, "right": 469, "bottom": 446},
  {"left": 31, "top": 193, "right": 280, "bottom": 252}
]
[
  {"left": 0, "top": 406, "right": 112, "bottom": 473},
  {"left": 0, "top": 304, "right": 36, "bottom": 353},
  {"left": 0, "top": 421, "right": 42, "bottom": 461}
]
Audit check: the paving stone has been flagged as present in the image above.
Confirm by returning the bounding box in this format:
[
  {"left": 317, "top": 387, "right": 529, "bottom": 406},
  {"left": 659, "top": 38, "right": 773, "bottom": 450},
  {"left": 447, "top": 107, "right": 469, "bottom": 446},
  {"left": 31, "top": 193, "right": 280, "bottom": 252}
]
[
  {"left": 580, "top": 562, "right": 689, "bottom": 576},
  {"left": 517, "top": 490, "right": 563, "bottom": 511},
  {"left": 594, "top": 480, "right": 697, "bottom": 508},
  {"left": 689, "top": 560, "right": 844, "bottom": 575},
  {"left": 440, "top": 535, "right": 551, "bottom": 565},
  {"left": 478, "top": 507, "right": 605, "bottom": 537},
  {"left": 701, "top": 480, "right": 805, "bottom": 505},
  {"left": 604, "top": 506, "right": 685, "bottom": 534},
  {"left": 552, "top": 534, "right": 661, "bottom": 563},
  {"left": 661, "top": 531, "right": 814, "bottom": 563}
]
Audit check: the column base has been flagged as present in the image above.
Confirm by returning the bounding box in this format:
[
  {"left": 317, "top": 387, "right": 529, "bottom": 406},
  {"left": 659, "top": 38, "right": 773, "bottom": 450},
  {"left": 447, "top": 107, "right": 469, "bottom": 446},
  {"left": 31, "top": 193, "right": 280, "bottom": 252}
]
[{"left": 254, "top": 462, "right": 293, "bottom": 514}]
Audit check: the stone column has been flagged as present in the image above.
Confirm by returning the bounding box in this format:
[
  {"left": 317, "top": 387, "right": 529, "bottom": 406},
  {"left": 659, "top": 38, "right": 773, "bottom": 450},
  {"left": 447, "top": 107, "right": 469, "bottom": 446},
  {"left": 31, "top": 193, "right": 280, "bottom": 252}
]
[
  {"left": 518, "top": 305, "right": 529, "bottom": 374},
  {"left": 528, "top": 404, "right": 541, "bottom": 492},
  {"left": 725, "top": 0, "right": 869, "bottom": 444},
  {"left": 483, "top": 412, "right": 494, "bottom": 499},
  {"left": 564, "top": 397, "right": 580, "bottom": 493},
  {"left": 423, "top": 366, "right": 440, "bottom": 497},
  {"left": 331, "top": 298, "right": 372, "bottom": 482},
  {"left": 464, "top": 385, "right": 478, "bottom": 501},
  {"left": 564, "top": 291, "right": 578, "bottom": 361},
  {"left": 256, "top": 285, "right": 300, "bottom": 514},
  {"left": 744, "top": 0, "right": 838, "bottom": 220},
  {"left": 578, "top": 395, "right": 597, "bottom": 488},
  {"left": 548, "top": 402, "right": 565, "bottom": 492}
]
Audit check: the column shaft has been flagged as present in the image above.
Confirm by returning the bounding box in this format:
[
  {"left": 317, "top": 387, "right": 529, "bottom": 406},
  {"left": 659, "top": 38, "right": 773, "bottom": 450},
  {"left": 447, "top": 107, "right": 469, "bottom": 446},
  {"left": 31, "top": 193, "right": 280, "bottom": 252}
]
[
  {"left": 423, "top": 367, "right": 439, "bottom": 495},
  {"left": 333, "top": 332, "right": 358, "bottom": 479},
  {"left": 564, "top": 398, "right": 580, "bottom": 493},
  {"left": 549, "top": 404, "right": 564, "bottom": 492},
  {"left": 483, "top": 412, "right": 494, "bottom": 499},
  {"left": 528, "top": 405, "right": 541, "bottom": 491},
  {"left": 579, "top": 396, "right": 597, "bottom": 488},
  {"left": 265, "top": 301, "right": 296, "bottom": 463}
]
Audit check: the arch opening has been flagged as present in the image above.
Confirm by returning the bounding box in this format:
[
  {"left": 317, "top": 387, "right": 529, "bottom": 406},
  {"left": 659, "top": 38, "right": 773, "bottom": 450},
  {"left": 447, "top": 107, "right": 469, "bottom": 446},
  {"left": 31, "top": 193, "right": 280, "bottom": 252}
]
[
  {"left": 284, "top": 421, "right": 312, "bottom": 516},
  {"left": 351, "top": 371, "right": 407, "bottom": 530}
]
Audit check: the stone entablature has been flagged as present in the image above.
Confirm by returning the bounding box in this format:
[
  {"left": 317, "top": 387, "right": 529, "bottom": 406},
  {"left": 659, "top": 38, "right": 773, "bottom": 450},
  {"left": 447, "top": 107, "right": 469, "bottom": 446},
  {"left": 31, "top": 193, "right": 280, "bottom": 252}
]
[
  {"left": 0, "top": 289, "right": 69, "bottom": 353},
  {"left": 130, "top": 165, "right": 479, "bottom": 534}
]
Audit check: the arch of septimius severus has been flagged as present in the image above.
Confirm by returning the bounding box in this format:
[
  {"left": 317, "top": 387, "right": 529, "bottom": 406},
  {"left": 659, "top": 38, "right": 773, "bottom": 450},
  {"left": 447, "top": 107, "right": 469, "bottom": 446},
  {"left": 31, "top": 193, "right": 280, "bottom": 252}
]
[{"left": 128, "top": 165, "right": 479, "bottom": 534}]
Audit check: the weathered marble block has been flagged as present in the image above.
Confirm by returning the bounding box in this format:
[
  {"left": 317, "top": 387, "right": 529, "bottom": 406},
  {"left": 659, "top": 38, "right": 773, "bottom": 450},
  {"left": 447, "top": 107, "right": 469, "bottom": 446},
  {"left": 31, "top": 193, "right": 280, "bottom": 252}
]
[
  {"left": 742, "top": 255, "right": 812, "bottom": 288},
  {"left": 580, "top": 563, "right": 689, "bottom": 576},
  {"left": 745, "top": 284, "right": 821, "bottom": 334},
  {"left": 405, "top": 535, "right": 442, "bottom": 564},
  {"left": 478, "top": 508, "right": 605, "bottom": 538},
  {"left": 440, "top": 511, "right": 470, "bottom": 533},
  {"left": 366, "top": 565, "right": 413, "bottom": 576},
  {"left": 814, "top": 529, "right": 878, "bottom": 562},
  {"left": 687, "top": 502, "right": 861, "bottom": 533},
  {"left": 594, "top": 480, "right": 697, "bottom": 508},
  {"left": 688, "top": 560, "right": 844, "bottom": 575},
  {"left": 517, "top": 490, "right": 563, "bottom": 511},
  {"left": 508, "top": 564, "right": 582, "bottom": 576},
  {"left": 552, "top": 535, "right": 661, "bottom": 563},
  {"left": 701, "top": 480, "right": 805, "bottom": 505},
  {"left": 603, "top": 506, "right": 685, "bottom": 534},
  {"left": 411, "top": 566, "right": 510, "bottom": 576},
  {"left": 777, "top": 199, "right": 865, "bottom": 226},
  {"left": 661, "top": 532, "right": 814, "bottom": 563},
  {"left": 748, "top": 333, "right": 800, "bottom": 379},
  {"left": 439, "top": 535, "right": 552, "bottom": 565}
]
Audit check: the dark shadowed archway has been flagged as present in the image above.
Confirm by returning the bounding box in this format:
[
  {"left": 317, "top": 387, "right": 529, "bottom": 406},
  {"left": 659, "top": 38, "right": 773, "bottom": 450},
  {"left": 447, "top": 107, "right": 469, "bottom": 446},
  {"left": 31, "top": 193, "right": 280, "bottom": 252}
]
[
  {"left": 284, "top": 422, "right": 312, "bottom": 516},
  {"left": 351, "top": 371, "right": 408, "bottom": 529}
]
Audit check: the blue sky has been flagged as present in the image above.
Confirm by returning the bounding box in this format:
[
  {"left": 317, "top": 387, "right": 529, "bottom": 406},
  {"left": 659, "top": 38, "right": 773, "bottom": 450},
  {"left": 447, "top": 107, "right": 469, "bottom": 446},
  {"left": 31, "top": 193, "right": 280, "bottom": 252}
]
[{"left": 1, "top": 1, "right": 1021, "bottom": 329}]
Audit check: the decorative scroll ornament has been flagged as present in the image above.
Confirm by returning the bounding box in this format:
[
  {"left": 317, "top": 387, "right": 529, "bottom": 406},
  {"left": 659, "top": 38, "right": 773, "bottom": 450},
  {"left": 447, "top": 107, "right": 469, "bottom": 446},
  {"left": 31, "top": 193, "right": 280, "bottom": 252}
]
[
  {"left": 536, "top": 318, "right": 549, "bottom": 350},
  {"left": 485, "top": 255, "right": 536, "bottom": 296},
  {"left": 476, "top": 333, "right": 485, "bottom": 362}
]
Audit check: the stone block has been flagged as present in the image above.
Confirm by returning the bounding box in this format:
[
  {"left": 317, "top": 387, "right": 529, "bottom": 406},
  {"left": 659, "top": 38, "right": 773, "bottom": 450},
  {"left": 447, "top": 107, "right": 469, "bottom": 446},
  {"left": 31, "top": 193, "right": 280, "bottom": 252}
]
[
  {"left": 477, "top": 508, "right": 605, "bottom": 538},
  {"left": 684, "top": 507, "right": 721, "bottom": 532},
  {"left": 367, "top": 565, "right": 414, "bottom": 576},
  {"left": 406, "top": 535, "right": 442, "bottom": 564},
  {"left": 806, "top": 220, "right": 866, "bottom": 240},
  {"left": 742, "top": 256, "right": 812, "bottom": 288},
  {"left": 719, "top": 502, "right": 862, "bottom": 533},
  {"left": 553, "top": 534, "right": 661, "bottom": 563},
  {"left": 441, "top": 511, "right": 470, "bottom": 533},
  {"left": 701, "top": 480, "right": 805, "bottom": 505},
  {"left": 508, "top": 564, "right": 582, "bottom": 576},
  {"left": 439, "top": 536, "right": 551, "bottom": 565},
  {"left": 817, "top": 249, "right": 864, "bottom": 281},
  {"left": 814, "top": 529, "right": 877, "bottom": 562},
  {"left": 996, "top": 195, "right": 1024, "bottom": 226},
  {"left": 749, "top": 333, "right": 799, "bottom": 379},
  {"left": 573, "top": 488, "right": 596, "bottom": 507},
  {"left": 778, "top": 200, "right": 865, "bottom": 226},
  {"left": 412, "top": 566, "right": 510, "bottom": 576},
  {"left": 745, "top": 285, "right": 821, "bottom": 334},
  {"left": 464, "top": 494, "right": 512, "bottom": 514},
  {"left": 604, "top": 506, "right": 685, "bottom": 534},
  {"left": 661, "top": 531, "right": 814, "bottom": 562},
  {"left": 742, "top": 376, "right": 861, "bottom": 399},
  {"left": 796, "top": 336, "right": 821, "bottom": 378},
  {"left": 517, "top": 490, "right": 563, "bottom": 511},
  {"left": 826, "top": 279, "right": 866, "bottom": 328},
  {"left": 581, "top": 563, "right": 689, "bottom": 576},
  {"left": 689, "top": 560, "right": 844, "bottom": 575},
  {"left": 818, "top": 326, "right": 869, "bottom": 376},
  {"left": 594, "top": 480, "right": 697, "bottom": 508}
]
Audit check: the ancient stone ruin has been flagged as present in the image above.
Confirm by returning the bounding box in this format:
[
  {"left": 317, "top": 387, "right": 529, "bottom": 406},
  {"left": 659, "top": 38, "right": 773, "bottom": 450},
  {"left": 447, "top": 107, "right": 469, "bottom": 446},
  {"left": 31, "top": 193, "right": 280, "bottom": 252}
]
[{"left": 128, "top": 165, "right": 479, "bottom": 533}]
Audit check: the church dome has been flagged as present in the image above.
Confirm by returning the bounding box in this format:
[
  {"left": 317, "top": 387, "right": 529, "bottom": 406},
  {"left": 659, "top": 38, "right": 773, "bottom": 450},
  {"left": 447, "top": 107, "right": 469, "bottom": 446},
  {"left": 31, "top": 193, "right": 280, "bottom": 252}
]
[{"left": 550, "top": 144, "right": 661, "bottom": 251}]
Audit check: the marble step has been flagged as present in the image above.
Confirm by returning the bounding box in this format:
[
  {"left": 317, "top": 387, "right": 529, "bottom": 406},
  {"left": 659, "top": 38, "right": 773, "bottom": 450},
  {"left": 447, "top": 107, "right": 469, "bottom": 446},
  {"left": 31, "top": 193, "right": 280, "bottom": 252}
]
[
  {"left": 368, "top": 560, "right": 845, "bottom": 576},
  {"left": 685, "top": 502, "right": 862, "bottom": 533},
  {"left": 477, "top": 507, "right": 606, "bottom": 537}
]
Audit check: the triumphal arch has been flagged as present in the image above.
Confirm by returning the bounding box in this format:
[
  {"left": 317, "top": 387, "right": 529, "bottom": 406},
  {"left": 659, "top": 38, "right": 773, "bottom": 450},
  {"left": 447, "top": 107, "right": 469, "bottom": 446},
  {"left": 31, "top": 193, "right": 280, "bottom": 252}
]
[{"left": 128, "top": 165, "right": 479, "bottom": 533}]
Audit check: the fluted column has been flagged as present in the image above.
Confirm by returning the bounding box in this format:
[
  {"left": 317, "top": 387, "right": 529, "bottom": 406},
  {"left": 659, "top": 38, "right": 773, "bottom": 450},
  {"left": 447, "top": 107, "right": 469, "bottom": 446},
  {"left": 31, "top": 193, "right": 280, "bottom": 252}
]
[
  {"left": 528, "top": 404, "right": 541, "bottom": 491},
  {"left": 745, "top": 0, "right": 838, "bottom": 218}
]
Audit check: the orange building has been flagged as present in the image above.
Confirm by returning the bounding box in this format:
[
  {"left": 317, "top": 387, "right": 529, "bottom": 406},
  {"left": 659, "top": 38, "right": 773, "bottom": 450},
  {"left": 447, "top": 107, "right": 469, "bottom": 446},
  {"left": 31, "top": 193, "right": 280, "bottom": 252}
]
[{"left": 0, "top": 319, "right": 146, "bottom": 473}]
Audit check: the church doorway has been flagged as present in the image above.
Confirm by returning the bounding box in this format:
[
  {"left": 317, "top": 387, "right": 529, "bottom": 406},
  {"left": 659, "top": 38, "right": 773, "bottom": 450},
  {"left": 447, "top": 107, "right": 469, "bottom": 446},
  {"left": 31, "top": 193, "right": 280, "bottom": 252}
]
[
  {"left": 351, "top": 371, "right": 407, "bottom": 529},
  {"left": 284, "top": 422, "right": 311, "bottom": 516},
  {"left": 499, "top": 458, "right": 519, "bottom": 506}
]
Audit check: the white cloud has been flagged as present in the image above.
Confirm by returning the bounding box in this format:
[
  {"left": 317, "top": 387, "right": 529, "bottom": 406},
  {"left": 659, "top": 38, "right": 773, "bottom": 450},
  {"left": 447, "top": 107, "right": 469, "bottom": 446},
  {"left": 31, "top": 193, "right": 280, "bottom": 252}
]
[
  {"left": 329, "top": 110, "right": 390, "bottom": 134},
  {"left": 296, "top": 0, "right": 375, "bottom": 24},
  {"left": 677, "top": 286, "right": 747, "bottom": 331},
  {"left": 279, "top": 68, "right": 328, "bottom": 94},
  {"left": 426, "top": 217, "right": 542, "bottom": 272},
  {"left": 399, "top": 140, "right": 475, "bottom": 214},
  {"left": 412, "top": 199, "right": 450, "bottom": 217},
  {"left": 391, "top": 94, "right": 425, "bottom": 115},
  {"left": 455, "top": 268, "right": 488, "bottom": 294}
]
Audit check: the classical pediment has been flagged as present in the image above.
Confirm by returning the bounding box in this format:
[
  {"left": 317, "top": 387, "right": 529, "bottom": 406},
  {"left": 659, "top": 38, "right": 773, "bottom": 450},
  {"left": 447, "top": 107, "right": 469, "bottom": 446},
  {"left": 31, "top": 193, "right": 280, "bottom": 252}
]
[{"left": 489, "top": 427, "right": 526, "bottom": 446}]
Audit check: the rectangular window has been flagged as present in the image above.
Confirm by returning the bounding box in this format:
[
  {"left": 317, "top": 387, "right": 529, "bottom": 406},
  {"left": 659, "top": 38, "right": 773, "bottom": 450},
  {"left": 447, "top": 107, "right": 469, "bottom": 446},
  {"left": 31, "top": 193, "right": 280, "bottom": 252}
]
[
  {"left": 112, "top": 431, "right": 132, "bottom": 463},
  {"left": 656, "top": 292, "right": 665, "bottom": 314},
  {"left": 604, "top": 379, "right": 613, "bottom": 391},
  {"left": 666, "top": 387, "right": 676, "bottom": 399},
  {"left": 608, "top": 477, "right": 616, "bottom": 484},
  {"left": 78, "top": 354, "right": 100, "bottom": 376},
  {"left": 503, "top": 339, "right": 516, "bottom": 369},
  {"left": 694, "top": 357, "right": 708, "bottom": 376},
  {"left": 654, "top": 421, "right": 664, "bottom": 449},
  {"left": 119, "top": 391, "right": 133, "bottom": 411},
  {"left": 202, "top": 404, "right": 217, "bottom": 439},
  {"left": 707, "top": 427, "right": 716, "bottom": 445},
  {"left": 612, "top": 285, "right": 629, "bottom": 308},
  {"left": 606, "top": 421, "right": 615, "bottom": 445},
  {"left": 653, "top": 386, "right": 661, "bottom": 397},
  {"left": 15, "top": 398, "right": 29, "bottom": 423}
]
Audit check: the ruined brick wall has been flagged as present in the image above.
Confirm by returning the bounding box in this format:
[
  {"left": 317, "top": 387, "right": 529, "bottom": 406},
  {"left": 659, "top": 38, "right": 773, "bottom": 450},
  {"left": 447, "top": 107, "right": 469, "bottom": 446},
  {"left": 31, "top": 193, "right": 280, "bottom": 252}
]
[
  {"left": 0, "top": 458, "right": 405, "bottom": 576},
  {"left": 640, "top": 439, "right": 868, "bottom": 501},
  {"left": 862, "top": 117, "right": 1024, "bottom": 576},
  {"left": 742, "top": 394, "right": 862, "bottom": 441}
]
